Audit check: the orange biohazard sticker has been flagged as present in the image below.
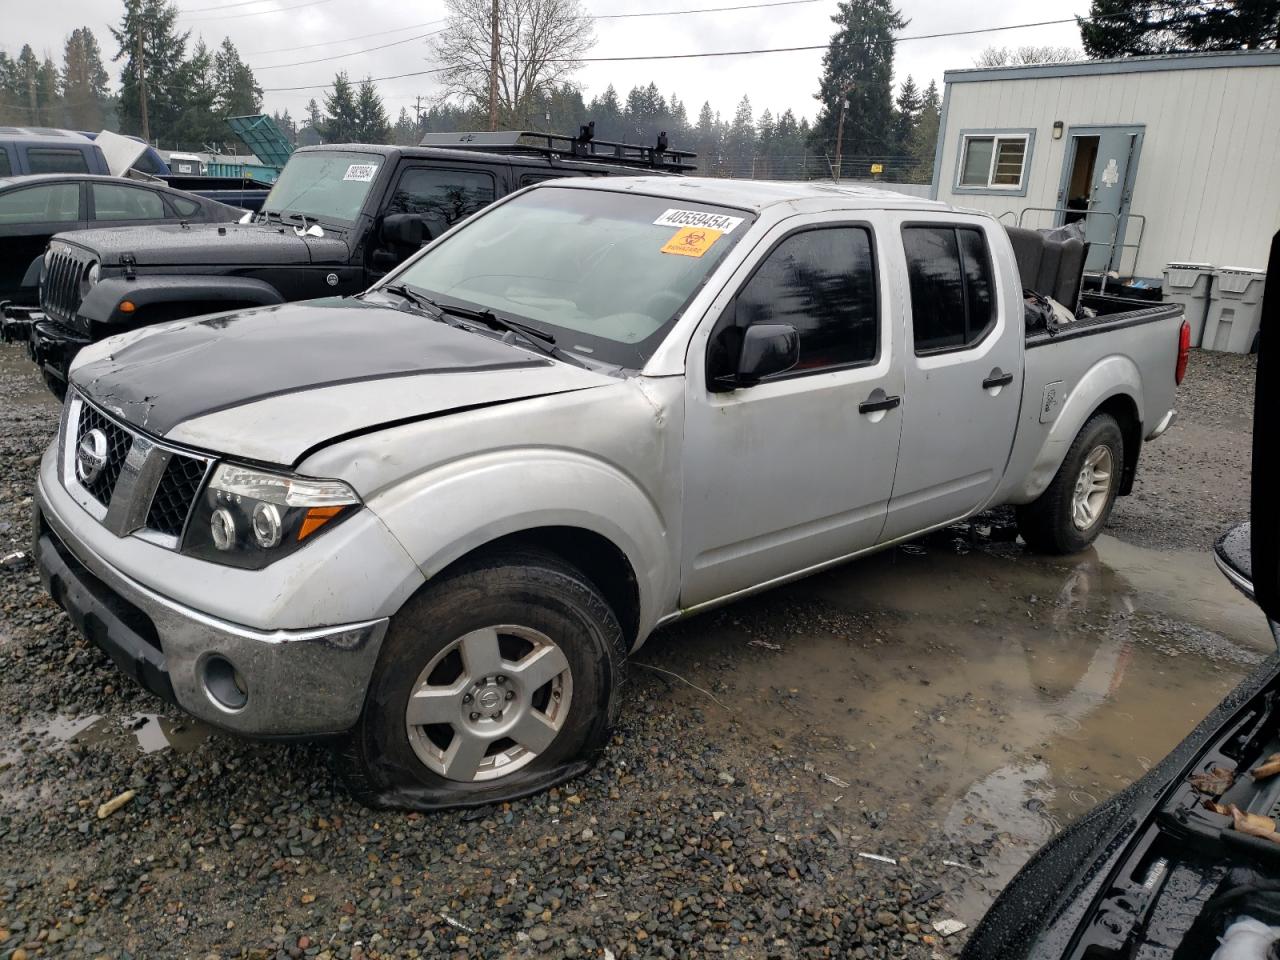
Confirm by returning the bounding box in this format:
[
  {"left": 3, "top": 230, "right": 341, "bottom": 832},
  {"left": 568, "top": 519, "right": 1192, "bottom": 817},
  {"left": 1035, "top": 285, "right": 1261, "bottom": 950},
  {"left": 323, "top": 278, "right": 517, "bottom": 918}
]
[{"left": 660, "top": 226, "right": 722, "bottom": 258}]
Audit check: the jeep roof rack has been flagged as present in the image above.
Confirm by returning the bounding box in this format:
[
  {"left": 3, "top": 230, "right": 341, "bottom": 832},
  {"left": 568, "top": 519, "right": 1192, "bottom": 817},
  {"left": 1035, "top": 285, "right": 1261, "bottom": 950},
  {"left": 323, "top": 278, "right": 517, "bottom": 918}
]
[{"left": 418, "top": 123, "right": 698, "bottom": 173}]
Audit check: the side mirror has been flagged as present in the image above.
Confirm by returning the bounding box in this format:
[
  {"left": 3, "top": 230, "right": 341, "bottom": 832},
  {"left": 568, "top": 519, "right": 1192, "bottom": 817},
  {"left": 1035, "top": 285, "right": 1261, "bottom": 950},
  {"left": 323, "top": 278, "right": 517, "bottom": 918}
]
[
  {"left": 736, "top": 323, "right": 799, "bottom": 387},
  {"left": 381, "top": 213, "right": 428, "bottom": 247}
]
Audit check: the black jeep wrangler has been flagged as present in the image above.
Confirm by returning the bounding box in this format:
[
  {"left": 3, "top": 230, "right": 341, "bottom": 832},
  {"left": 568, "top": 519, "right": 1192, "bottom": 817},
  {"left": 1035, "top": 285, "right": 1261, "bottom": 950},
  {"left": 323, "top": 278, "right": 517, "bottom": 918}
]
[{"left": 1, "top": 127, "right": 694, "bottom": 395}]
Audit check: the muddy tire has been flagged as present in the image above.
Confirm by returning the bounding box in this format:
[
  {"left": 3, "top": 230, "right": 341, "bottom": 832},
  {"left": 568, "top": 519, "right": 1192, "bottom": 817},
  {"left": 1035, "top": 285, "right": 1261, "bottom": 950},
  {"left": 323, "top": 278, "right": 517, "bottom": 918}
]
[
  {"left": 1016, "top": 412, "right": 1124, "bottom": 555},
  {"left": 334, "top": 549, "right": 626, "bottom": 810}
]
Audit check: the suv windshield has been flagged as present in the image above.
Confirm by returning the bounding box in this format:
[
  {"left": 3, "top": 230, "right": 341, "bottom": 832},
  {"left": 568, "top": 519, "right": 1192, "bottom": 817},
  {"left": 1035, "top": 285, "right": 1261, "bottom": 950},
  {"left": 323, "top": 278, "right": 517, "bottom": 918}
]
[
  {"left": 261, "top": 150, "right": 381, "bottom": 224},
  {"left": 389, "top": 186, "right": 754, "bottom": 368}
]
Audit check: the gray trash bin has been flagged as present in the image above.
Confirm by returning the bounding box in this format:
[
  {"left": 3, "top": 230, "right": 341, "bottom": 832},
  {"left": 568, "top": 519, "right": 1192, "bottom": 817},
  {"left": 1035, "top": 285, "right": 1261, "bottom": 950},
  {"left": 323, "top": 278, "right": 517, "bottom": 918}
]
[
  {"left": 1202, "top": 267, "right": 1267, "bottom": 354},
  {"left": 1162, "top": 262, "right": 1214, "bottom": 346}
]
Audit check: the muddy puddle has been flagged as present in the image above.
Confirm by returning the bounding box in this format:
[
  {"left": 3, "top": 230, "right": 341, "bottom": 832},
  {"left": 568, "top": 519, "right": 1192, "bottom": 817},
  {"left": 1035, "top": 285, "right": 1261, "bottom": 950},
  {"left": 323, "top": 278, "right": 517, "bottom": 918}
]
[
  {"left": 644, "top": 518, "right": 1273, "bottom": 922},
  {"left": 2, "top": 711, "right": 211, "bottom": 768}
]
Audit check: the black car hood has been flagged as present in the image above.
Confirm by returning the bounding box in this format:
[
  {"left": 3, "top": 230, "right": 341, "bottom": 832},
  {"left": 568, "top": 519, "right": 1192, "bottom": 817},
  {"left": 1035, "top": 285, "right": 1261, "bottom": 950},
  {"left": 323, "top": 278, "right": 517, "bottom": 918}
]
[
  {"left": 69, "top": 298, "right": 612, "bottom": 464},
  {"left": 60, "top": 221, "right": 325, "bottom": 267}
]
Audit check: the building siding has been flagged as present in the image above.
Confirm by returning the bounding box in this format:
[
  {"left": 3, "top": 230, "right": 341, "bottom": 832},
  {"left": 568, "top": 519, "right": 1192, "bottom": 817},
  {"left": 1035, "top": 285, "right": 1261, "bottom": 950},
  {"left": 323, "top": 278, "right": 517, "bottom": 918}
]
[{"left": 934, "top": 60, "right": 1280, "bottom": 278}]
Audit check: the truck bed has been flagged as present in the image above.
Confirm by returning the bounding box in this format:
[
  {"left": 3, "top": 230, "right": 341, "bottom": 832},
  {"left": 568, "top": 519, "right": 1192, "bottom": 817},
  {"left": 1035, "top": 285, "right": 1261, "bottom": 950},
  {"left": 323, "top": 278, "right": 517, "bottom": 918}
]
[{"left": 1026, "top": 294, "right": 1183, "bottom": 348}]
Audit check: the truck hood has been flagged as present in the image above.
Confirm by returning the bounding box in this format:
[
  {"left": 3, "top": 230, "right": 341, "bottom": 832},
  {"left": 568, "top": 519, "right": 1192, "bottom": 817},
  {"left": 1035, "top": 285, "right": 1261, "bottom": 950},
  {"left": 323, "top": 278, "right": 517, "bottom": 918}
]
[
  {"left": 59, "top": 221, "right": 340, "bottom": 267},
  {"left": 70, "top": 298, "right": 615, "bottom": 465}
]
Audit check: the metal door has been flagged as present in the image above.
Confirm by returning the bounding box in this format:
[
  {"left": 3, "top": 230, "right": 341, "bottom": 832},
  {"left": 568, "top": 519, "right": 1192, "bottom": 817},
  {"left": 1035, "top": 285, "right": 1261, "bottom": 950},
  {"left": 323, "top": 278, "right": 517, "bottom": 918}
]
[
  {"left": 1058, "top": 125, "right": 1144, "bottom": 274},
  {"left": 680, "top": 215, "right": 905, "bottom": 609}
]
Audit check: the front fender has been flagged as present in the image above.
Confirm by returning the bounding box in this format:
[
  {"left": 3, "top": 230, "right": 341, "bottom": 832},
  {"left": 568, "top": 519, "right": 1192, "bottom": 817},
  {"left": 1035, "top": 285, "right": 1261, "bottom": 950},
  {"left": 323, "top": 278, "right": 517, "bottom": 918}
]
[
  {"left": 21, "top": 253, "right": 43, "bottom": 289},
  {"left": 78, "top": 275, "right": 285, "bottom": 326},
  {"left": 1020, "top": 354, "right": 1144, "bottom": 502},
  {"left": 364, "top": 449, "right": 672, "bottom": 642}
]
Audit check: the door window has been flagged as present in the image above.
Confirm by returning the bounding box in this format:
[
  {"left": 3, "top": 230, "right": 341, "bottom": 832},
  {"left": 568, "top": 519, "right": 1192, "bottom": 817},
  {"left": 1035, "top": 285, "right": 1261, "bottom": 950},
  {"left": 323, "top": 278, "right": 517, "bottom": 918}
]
[
  {"left": 0, "top": 183, "right": 80, "bottom": 224},
  {"left": 0, "top": 150, "right": 12, "bottom": 177},
  {"left": 26, "top": 148, "right": 91, "bottom": 174},
  {"left": 168, "top": 194, "right": 202, "bottom": 217},
  {"left": 92, "top": 182, "right": 167, "bottom": 220},
  {"left": 709, "top": 226, "right": 879, "bottom": 381},
  {"left": 903, "top": 225, "right": 996, "bottom": 355},
  {"left": 388, "top": 168, "right": 496, "bottom": 236}
]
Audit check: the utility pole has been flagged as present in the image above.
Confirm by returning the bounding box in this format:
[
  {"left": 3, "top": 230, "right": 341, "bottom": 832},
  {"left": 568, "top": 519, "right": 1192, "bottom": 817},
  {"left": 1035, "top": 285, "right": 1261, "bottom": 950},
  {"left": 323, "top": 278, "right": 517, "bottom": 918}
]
[
  {"left": 833, "top": 83, "right": 852, "bottom": 184},
  {"left": 135, "top": 3, "right": 151, "bottom": 145},
  {"left": 488, "top": 0, "right": 499, "bottom": 132}
]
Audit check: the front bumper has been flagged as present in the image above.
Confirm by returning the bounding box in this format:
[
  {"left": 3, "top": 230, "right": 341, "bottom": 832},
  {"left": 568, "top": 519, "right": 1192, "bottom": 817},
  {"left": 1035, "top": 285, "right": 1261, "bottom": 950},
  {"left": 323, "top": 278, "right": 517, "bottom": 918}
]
[
  {"left": 34, "top": 490, "right": 389, "bottom": 738},
  {"left": 0, "top": 302, "right": 88, "bottom": 389}
]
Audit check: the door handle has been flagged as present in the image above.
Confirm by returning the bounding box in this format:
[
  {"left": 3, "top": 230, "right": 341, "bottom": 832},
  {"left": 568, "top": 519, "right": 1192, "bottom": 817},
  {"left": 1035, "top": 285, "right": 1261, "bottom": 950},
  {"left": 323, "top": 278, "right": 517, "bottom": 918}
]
[
  {"left": 983, "top": 371, "right": 1015, "bottom": 389},
  {"left": 859, "top": 393, "right": 901, "bottom": 414}
]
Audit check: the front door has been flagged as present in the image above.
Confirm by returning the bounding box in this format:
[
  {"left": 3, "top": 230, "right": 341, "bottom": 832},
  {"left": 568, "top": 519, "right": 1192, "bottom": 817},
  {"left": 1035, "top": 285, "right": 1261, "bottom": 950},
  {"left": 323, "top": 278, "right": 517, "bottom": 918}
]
[
  {"left": 1058, "top": 125, "right": 1144, "bottom": 274},
  {"left": 880, "top": 216, "right": 1021, "bottom": 542},
  {"left": 0, "top": 181, "right": 84, "bottom": 304},
  {"left": 681, "top": 216, "right": 905, "bottom": 608}
]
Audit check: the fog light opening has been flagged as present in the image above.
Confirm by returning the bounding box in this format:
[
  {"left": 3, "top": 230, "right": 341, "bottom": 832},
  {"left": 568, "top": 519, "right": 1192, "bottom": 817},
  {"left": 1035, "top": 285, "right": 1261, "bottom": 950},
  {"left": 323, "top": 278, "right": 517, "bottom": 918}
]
[{"left": 204, "top": 654, "right": 248, "bottom": 711}]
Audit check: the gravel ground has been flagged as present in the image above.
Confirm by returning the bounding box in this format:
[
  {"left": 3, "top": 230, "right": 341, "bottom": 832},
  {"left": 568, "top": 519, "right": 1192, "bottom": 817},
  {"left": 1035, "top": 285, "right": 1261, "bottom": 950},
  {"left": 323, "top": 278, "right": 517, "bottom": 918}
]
[
  {"left": 0, "top": 343, "right": 1261, "bottom": 959},
  {"left": 1107, "top": 348, "right": 1257, "bottom": 550}
]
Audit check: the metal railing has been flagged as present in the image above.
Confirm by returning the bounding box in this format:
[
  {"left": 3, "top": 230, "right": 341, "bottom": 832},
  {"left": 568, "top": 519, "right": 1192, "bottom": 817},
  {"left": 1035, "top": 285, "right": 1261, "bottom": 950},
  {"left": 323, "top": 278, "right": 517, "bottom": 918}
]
[{"left": 1006, "top": 207, "right": 1147, "bottom": 290}]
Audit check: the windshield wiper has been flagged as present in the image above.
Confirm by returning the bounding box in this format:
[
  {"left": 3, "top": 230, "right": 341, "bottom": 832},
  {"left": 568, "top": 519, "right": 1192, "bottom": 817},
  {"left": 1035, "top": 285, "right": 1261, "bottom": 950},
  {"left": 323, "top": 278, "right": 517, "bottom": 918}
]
[
  {"left": 379, "top": 283, "right": 448, "bottom": 320},
  {"left": 435, "top": 301, "right": 556, "bottom": 344}
]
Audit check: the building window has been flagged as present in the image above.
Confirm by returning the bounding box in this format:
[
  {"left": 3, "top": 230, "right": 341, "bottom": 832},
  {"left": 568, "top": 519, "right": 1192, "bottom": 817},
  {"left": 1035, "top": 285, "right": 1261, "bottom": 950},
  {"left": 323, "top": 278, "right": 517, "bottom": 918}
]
[{"left": 957, "top": 134, "right": 1030, "bottom": 190}]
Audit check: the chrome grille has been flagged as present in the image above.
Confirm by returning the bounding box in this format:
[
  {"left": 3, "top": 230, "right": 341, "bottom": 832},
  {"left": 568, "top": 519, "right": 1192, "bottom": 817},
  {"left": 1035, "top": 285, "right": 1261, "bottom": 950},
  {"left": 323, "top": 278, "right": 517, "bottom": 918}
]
[
  {"left": 75, "top": 402, "right": 132, "bottom": 506},
  {"left": 62, "top": 394, "right": 212, "bottom": 546},
  {"left": 40, "top": 245, "right": 93, "bottom": 325}
]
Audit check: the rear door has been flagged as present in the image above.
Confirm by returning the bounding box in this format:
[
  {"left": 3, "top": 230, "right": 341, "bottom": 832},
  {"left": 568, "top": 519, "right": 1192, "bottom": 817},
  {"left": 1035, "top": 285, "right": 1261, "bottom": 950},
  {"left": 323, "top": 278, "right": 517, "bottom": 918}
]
[
  {"left": 0, "top": 180, "right": 85, "bottom": 303},
  {"left": 879, "top": 214, "right": 1022, "bottom": 542}
]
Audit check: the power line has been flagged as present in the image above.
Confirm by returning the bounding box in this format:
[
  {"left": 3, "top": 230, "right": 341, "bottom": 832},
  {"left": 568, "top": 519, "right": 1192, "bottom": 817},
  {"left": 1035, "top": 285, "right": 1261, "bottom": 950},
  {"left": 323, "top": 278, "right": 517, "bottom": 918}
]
[
  {"left": 245, "top": 20, "right": 446, "bottom": 56},
  {"left": 181, "top": 0, "right": 336, "bottom": 22},
  {"left": 592, "top": 0, "right": 821, "bottom": 18},
  {"left": 255, "top": 30, "right": 445, "bottom": 69},
  {"left": 178, "top": 0, "right": 299, "bottom": 12}
]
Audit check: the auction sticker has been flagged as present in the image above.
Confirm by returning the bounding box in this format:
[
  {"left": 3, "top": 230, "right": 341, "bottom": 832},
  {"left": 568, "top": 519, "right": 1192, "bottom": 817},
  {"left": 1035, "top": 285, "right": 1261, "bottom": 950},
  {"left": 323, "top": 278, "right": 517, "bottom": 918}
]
[
  {"left": 660, "top": 226, "right": 722, "bottom": 258},
  {"left": 343, "top": 163, "right": 378, "bottom": 182},
  {"left": 653, "top": 208, "right": 744, "bottom": 234}
]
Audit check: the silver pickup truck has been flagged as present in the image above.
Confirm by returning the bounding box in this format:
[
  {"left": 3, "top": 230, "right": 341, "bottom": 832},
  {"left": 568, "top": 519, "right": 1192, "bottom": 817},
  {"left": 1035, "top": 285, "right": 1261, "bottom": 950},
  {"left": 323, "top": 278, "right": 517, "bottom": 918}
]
[{"left": 32, "top": 178, "right": 1189, "bottom": 808}]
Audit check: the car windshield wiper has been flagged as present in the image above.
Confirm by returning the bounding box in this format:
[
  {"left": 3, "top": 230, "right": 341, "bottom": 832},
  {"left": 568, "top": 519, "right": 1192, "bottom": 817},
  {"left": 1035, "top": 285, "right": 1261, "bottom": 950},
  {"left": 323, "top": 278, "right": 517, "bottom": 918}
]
[
  {"left": 434, "top": 300, "right": 556, "bottom": 344},
  {"left": 379, "top": 283, "right": 448, "bottom": 320}
]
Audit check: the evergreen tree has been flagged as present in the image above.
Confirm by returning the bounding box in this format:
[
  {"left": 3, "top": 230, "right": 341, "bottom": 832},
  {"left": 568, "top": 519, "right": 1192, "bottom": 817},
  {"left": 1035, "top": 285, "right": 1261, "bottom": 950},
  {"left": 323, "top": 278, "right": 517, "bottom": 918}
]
[
  {"left": 214, "top": 38, "right": 262, "bottom": 117},
  {"left": 693, "top": 100, "right": 720, "bottom": 174},
  {"left": 724, "top": 95, "right": 755, "bottom": 174},
  {"left": 892, "top": 74, "right": 921, "bottom": 159},
  {"left": 586, "top": 84, "right": 623, "bottom": 141},
  {"left": 171, "top": 38, "right": 219, "bottom": 147},
  {"left": 392, "top": 106, "right": 417, "bottom": 145},
  {"left": 0, "top": 54, "right": 23, "bottom": 125},
  {"left": 272, "top": 108, "right": 297, "bottom": 143},
  {"left": 36, "top": 55, "right": 61, "bottom": 126},
  {"left": 62, "top": 27, "right": 112, "bottom": 130},
  {"left": 111, "top": 0, "right": 190, "bottom": 140},
  {"left": 906, "top": 78, "right": 940, "bottom": 183},
  {"left": 810, "top": 0, "right": 908, "bottom": 168},
  {"left": 321, "top": 72, "right": 360, "bottom": 142},
  {"left": 1080, "top": 0, "right": 1278, "bottom": 56},
  {"left": 353, "top": 77, "right": 389, "bottom": 143},
  {"left": 756, "top": 108, "right": 776, "bottom": 177},
  {"left": 305, "top": 98, "right": 323, "bottom": 130}
]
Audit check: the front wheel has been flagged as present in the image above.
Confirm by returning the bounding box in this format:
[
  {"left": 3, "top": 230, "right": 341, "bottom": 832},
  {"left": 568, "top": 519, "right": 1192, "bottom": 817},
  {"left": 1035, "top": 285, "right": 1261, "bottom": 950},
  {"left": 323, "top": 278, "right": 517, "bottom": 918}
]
[
  {"left": 335, "top": 549, "right": 625, "bottom": 810},
  {"left": 1016, "top": 412, "right": 1125, "bottom": 554}
]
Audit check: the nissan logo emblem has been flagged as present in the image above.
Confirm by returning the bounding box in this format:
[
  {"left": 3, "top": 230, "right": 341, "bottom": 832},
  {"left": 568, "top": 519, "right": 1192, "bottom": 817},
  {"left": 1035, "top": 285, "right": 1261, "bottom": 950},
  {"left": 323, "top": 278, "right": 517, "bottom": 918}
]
[{"left": 76, "top": 428, "right": 109, "bottom": 485}]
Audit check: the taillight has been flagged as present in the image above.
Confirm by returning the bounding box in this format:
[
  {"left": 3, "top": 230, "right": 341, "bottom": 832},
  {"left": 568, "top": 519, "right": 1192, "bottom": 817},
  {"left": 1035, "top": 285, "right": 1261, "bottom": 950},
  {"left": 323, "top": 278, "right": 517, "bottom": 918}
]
[{"left": 1175, "top": 319, "right": 1191, "bottom": 385}]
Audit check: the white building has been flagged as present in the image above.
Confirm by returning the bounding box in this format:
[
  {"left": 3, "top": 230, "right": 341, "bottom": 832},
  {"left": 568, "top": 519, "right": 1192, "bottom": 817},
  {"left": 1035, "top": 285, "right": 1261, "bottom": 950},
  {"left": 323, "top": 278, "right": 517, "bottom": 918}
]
[{"left": 930, "top": 50, "right": 1280, "bottom": 281}]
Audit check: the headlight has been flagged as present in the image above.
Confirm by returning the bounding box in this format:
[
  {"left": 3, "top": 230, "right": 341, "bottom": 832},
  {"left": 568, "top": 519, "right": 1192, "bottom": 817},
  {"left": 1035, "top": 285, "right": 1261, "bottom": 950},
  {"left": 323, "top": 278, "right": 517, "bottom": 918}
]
[
  {"left": 80, "top": 261, "right": 99, "bottom": 297},
  {"left": 182, "top": 463, "right": 361, "bottom": 569}
]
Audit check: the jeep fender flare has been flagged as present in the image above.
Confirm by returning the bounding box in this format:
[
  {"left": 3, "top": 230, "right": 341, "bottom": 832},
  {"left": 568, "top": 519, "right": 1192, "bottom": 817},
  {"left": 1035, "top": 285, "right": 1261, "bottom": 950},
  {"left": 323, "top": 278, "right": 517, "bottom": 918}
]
[{"left": 78, "top": 275, "right": 285, "bottom": 326}]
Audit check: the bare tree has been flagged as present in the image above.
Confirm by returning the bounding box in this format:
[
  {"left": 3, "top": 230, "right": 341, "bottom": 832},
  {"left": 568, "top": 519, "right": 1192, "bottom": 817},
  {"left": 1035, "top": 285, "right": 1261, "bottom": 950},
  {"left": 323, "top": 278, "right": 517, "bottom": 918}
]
[
  {"left": 431, "top": 0, "right": 595, "bottom": 127},
  {"left": 974, "top": 45, "right": 1082, "bottom": 67}
]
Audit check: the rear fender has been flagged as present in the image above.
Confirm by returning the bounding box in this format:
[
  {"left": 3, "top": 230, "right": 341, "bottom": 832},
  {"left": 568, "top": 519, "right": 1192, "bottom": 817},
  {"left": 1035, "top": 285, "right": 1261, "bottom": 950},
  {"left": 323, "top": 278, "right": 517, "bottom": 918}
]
[
  {"left": 362, "top": 449, "right": 672, "bottom": 644},
  {"left": 1018, "top": 355, "right": 1144, "bottom": 503},
  {"left": 78, "top": 275, "right": 284, "bottom": 327}
]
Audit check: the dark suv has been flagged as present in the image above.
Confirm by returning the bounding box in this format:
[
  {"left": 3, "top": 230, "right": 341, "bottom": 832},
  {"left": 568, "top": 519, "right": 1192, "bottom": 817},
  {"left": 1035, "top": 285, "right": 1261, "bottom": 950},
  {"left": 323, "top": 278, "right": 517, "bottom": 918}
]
[{"left": 4, "top": 128, "right": 693, "bottom": 395}]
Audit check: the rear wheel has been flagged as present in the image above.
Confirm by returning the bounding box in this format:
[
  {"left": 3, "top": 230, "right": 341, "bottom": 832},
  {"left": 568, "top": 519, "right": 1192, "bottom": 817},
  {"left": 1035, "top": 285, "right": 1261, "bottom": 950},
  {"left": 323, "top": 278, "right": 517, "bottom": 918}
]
[
  {"left": 335, "top": 550, "right": 625, "bottom": 810},
  {"left": 1016, "top": 413, "right": 1124, "bottom": 554}
]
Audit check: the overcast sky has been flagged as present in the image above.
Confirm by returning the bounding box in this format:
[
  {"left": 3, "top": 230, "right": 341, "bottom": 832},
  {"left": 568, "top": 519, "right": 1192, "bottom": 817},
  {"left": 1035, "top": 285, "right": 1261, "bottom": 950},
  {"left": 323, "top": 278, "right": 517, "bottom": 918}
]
[{"left": 4, "top": 0, "right": 1086, "bottom": 131}]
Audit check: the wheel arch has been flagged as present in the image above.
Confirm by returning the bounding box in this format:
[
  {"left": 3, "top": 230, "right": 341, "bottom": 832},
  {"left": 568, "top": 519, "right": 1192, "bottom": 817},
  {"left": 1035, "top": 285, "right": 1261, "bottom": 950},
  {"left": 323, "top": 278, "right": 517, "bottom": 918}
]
[
  {"left": 430, "top": 526, "right": 642, "bottom": 649},
  {"left": 1093, "top": 392, "right": 1142, "bottom": 495}
]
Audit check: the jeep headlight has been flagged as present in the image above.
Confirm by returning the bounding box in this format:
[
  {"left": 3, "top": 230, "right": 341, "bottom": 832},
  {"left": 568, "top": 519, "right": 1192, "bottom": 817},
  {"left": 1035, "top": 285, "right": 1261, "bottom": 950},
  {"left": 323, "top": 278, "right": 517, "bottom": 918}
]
[
  {"left": 80, "top": 261, "right": 99, "bottom": 297},
  {"left": 182, "top": 463, "right": 361, "bottom": 569}
]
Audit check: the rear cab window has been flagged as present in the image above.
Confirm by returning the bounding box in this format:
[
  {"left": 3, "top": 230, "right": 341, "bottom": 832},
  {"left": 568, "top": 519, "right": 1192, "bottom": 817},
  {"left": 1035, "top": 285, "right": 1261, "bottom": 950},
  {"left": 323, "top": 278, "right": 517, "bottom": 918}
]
[
  {"left": 902, "top": 224, "right": 996, "bottom": 355},
  {"left": 25, "top": 148, "right": 91, "bottom": 174}
]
